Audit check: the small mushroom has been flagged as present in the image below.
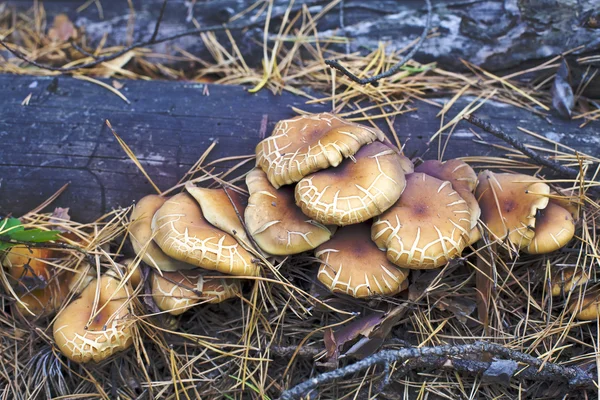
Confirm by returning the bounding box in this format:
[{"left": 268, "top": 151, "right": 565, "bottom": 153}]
[
  {"left": 151, "top": 270, "right": 241, "bottom": 315},
  {"left": 152, "top": 193, "right": 259, "bottom": 276},
  {"left": 3, "top": 246, "right": 69, "bottom": 316},
  {"left": 130, "top": 195, "right": 195, "bottom": 271},
  {"left": 569, "top": 291, "right": 600, "bottom": 320},
  {"left": 316, "top": 223, "right": 409, "bottom": 298},
  {"left": 475, "top": 171, "right": 550, "bottom": 249},
  {"left": 415, "top": 159, "right": 480, "bottom": 229},
  {"left": 550, "top": 267, "right": 589, "bottom": 297},
  {"left": 185, "top": 183, "right": 249, "bottom": 244},
  {"left": 255, "top": 113, "right": 385, "bottom": 188},
  {"left": 53, "top": 275, "right": 133, "bottom": 363},
  {"left": 295, "top": 141, "right": 410, "bottom": 225},
  {"left": 245, "top": 168, "right": 334, "bottom": 255},
  {"left": 524, "top": 202, "right": 575, "bottom": 254},
  {"left": 372, "top": 173, "right": 471, "bottom": 269}
]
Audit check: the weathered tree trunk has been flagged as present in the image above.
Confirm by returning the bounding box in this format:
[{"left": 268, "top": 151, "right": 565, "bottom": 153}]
[{"left": 6, "top": 0, "right": 600, "bottom": 71}]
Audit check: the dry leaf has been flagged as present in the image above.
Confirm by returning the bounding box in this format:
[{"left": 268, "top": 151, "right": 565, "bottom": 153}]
[
  {"left": 552, "top": 59, "right": 574, "bottom": 119},
  {"left": 435, "top": 295, "right": 476, "bottom": 324},
  {"left": 48, "top": 14, "right": 76, "bottom": 42},
  {"left": 49, "top": 207, "right": 71, "bottom": 232},
  {"left": 112, "top": 80, "right": 124, "bottom": 90}
]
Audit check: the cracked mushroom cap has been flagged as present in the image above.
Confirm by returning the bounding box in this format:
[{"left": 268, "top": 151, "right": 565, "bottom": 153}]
[
  {"left": 524, "top": 202, "right": 575, "bottom": 254},
  {"left": 185, "top": 183, "right": 249, "bottom": 244},
  {"left": 151, "top": 270, "right": 241, "bottom": 315},
  {"left": 295, "top": 141, "right": 410, "bottom": 226},
  {"left": 151, "top": 193, "right": 258, "bottom": 276},
  {"left": 245, "top": 168, "right": 334, "bottom": 255},
  {"left": 372, "top": 173, "right": 471, "bottom": 269},
  {"left": 316, "top": 223, "right": 409, "bottom": 298},
  {"left": 551, "top": 267, "right": 589, "bottom": 297},
  {"left": 415, "top": 159, "right": 480, "bottom": 229},
  {"left": 475, "top": 171, "right": 550, "bottom": 249},
  {"left": 130, "top": 195, "right": 195, "bottom": 271},
  {"left": 256, "top": 113, "right": 385, "bottom": 188},
  {"left": 53, "top": 275, "right": 133, "bottom": 363}
]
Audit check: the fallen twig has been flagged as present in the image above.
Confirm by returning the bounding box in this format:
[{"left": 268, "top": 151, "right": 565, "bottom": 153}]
[{"left": 280, "top": 341, "right": 596, "bottom": 400}]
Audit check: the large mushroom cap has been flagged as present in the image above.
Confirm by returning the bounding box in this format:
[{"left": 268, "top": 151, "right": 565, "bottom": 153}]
[
  {"left": 570, "top": 291, "right": 600, "bottom": 320},
  {"left": 524, "top": 202, "right": 575, "bottom": 254},
  {"left": 151, "top": 270, "right": 241, "bottom": 315},
  {"left": 256, "top": 113, "right": 385, "bottom": 188},
  {"left": 475, "top": 171, "right": 550, "bottom": 249},
  {"left": 295, "top": 142, "right": 409, "bottom": 226},
  {"left": 372, "top": 173, "right": 471, "bottom": 269},
  {"left": 130, "top": 195, "right": 195, "bottom": 271},
  {"left": 415, "top": 159, "right": 480, "bottom": 229},
  {"left": 316, "top": 223, "right": 409, "bottom": 298},
  {"left": 53, "top": 275, "right": 133, "bottom": 363},
  {"left": 245, "top": 168, "right": 334, "bottom": 255},
  {"left": 185, "top": 183, "right": 249, "bottom": 244},
  {"left": 151, "top": 193, "right": 259, "bottom": 276}
]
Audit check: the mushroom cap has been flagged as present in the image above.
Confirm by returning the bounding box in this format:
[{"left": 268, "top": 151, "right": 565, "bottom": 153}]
[
  {"left": 3, "top": 246, "right": 53, "bottom": 280},
  {"left": 372, "top": 173, "right": 471, "bottom": 269},
  {"left": 68, "top": 261, "right": 96, "bottom": 294},
  {"left": 295, "top": 141, "right": 409, "bottom": 226},
  {"left": 256, "top": 113, "right": 385, "bottom": 188},
  {"left": 245, "top": 168, "right": 334, "bottom": 255},
  {"left": 475, "top": 171, "right": 550, "bottom": 249},
  {"left": 121, "top": 258, "right": 142, "bottom": 288},
  {"left": 570, "top": 291, "right": 600, "bottom": 320},
  {"left": 549, "top": 192, "right": 580, "bottom": 221},
  {"left": 130, "top": 195, "right": 195, "bottom": 271},
  {"left": 415, "top": 159, "right": 480, "bottom": 228},
  {"left": 152, "top": 193, "right": 258, "bottom": 276},
  {"left": 185, "top": 183, "right": 249, "bottom": 244},
  {"left": 316, "top": 223, "right": 409, "bottom": 298},
  {"left": 151, "top": 270, "right": 241, "bottom": 315},
  {"left": 53, "top": 275, "right": 133, "bottom": 363},
  {"left": 551, "top": 267, "right": 589, "bottom": 297},
  {"left": 524, "top": 202, "right": 575, "bottom": 254}
]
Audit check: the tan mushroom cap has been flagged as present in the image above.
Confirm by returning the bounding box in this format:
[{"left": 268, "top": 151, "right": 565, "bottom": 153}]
[
  {"left": 372, "top": 173, "right": 471, "bottom": 269},
  {"left": 3, "top": 246, "right": 54, "bottom": 279},
  {"left": 152, "top": 193, "right": 258, "bottom": 276},
  {"left": 185, "top": 183, "right": 249, "bottom": 244},
  {"left": 53, "top": 275, "right": 133, "bottom": 363},
  {"left": 68, "top": 261, "right": 96, "bottom": 294},
  {"left": 570, "top": 291, "right": 600, "bottom": 320},
  {"left": 151, "top": 270, "right": 241, "bottom": 315},
  {"left": 316, "top": 223, "right": 409, "bottom": 298},
  {"left": 524, "top": 202, "right": 575, "bottom": 254},
  {"left": 295, "top": 142, "right": 409, "bottom": 226},
  {"left": 121, "top": 258, "right": 142, "bottom": 288},
  {"left": 256, "top": 113, "right": 385, "bottom": 188},
  {"left": 245, "top": 168, "right": 334, "bottom": 255},
  {"left": 130, "top": 195, "right": 195, "bottom": 271},
  {"left": 475, "top": 171, "right": 550, "bottom": 249},
  {"left": 415, "top": 159, "right": 480, "bottom": 229},
  {"left": 549, "top": 191, "right": 580, "bottom": 221},
  {"left": 551, "top": 267, "right": 589, "bottom": 297}
]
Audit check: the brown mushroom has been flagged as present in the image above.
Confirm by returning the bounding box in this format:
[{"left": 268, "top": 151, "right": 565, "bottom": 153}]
[
  {"left": 53, "top": 275, "right": 133, "bottom": 362},
  {"left": 316, "top": 223, "right": 409, "bottom": 298},
  {"left": 524, "top": 202, "right": 575, "bottom": 254},
  {"left": 415, "top": 159, "right": 480, "bottom": 229},
  {"left": 151, "top": 270, "right": 241, "bottom": 315},
  {"left": 185, "top": 183, "right": 249, "bottom": 244},
  {"left": 130, "top": 195, "right": 195, "bottom": 271},
  {"left": 152, "top": 193, "right": 259, "bottom": 276},
  {"left": 256, "top": 113, "right": 385, "bottom": 188},
  {"left": 245, "top": 168, "right": 334, "bottom": 255},
  {"left": 550, "top": 267, "right": 589, "bottom": 297},
  {"left": 475, "top": 171, "right": 550, "bottom": 249},
  {"left": 295, "top": 141, "right": 410, "bottom": 225},
  {"left": 569, "top": 291, "right": 600, "bottom": 320},
  {"left": 372, "top": 173, "right": 471, "bottom": 269}
]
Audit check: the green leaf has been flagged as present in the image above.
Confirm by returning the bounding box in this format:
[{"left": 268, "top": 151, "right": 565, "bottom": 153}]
[
  {"left": 0, "top": 218, "right": 24, "bottom": 234},
  {"left": 9, "top": 229, "right": 61, "bottom": 243}
]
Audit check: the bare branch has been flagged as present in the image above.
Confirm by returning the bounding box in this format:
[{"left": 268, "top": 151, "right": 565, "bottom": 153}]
[
  {"left": 280, "top": 341, "right": 595, "bottom": 400},
  {"left": 324, "top": 0, "right": 432, "bottom": 86}
]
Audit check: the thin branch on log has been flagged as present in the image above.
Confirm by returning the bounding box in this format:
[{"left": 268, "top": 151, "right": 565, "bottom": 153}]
[
  {"left": 280, "top": 341, "right": 596, "bottom": 400},
  {"left": 150, "top": 0, "right": 169, "bottom": 43},
  {"left": 463, "top": 114, "right": 584, "bottom": 179},
  {"left": 324, "top": 0, "right": 432, "bottom": 86}
]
